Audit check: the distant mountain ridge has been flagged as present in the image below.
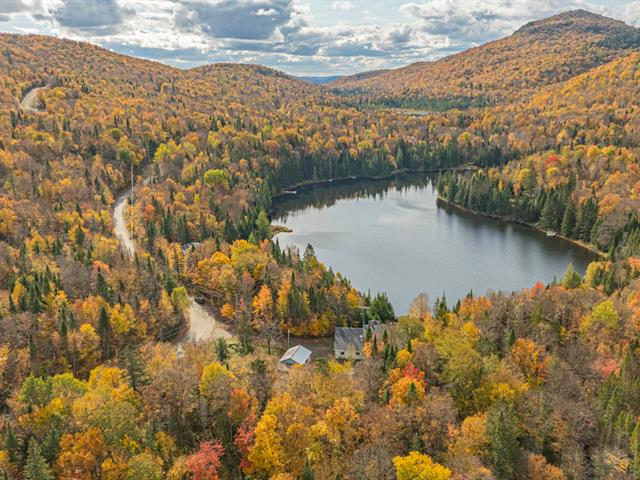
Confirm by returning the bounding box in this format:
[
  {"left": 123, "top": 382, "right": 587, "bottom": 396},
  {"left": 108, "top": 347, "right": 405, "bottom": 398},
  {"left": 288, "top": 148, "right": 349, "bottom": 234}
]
[
  {"left": 331, "top": 10, "right": 639, "bottom": 108},
  {"left": 298, "top": 75, "right": 344, "bottom": 85}
]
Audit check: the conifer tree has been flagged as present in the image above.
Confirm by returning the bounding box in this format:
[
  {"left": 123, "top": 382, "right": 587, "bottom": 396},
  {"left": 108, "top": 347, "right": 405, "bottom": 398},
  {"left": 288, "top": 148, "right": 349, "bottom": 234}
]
[
  {"left": 24, "top": 439, "right": 53, "bottom": 480},
  {"left": 97, "top": 306, "right": 112, "bottom": 359},
  {"left": 486, "top": 401, "right": 520, "bottom": 480},
  {"left": 301, "top": 460, "right": 315, "bottom": 480}
]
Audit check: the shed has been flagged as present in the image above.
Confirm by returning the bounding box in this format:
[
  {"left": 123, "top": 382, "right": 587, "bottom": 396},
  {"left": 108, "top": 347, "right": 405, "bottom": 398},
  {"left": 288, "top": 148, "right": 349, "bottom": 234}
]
[{"left": 279, "top": 345, "right": 312, "bottom": 367}]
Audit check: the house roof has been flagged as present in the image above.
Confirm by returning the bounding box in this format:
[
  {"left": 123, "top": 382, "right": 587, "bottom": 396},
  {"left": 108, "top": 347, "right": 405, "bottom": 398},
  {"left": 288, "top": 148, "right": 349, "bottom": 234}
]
[
  {"left": 334, "top": 327, "right": 365, "bottom": 352},
  {"left": 279, "top": 345, "right": 311, "bottom": 365}
]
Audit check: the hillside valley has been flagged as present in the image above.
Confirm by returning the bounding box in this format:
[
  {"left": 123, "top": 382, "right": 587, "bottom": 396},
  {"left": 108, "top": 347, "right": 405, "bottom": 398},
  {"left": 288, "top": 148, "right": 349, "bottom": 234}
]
[{"left": 1, "top": 9, "right": 640, "bottom": 480}]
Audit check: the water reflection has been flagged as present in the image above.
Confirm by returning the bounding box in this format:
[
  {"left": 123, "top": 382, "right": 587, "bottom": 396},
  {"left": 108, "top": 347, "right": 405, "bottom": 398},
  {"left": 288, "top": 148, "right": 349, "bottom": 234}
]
[{"left": 273, "top": 173, "right": 597, "bottom": 315}]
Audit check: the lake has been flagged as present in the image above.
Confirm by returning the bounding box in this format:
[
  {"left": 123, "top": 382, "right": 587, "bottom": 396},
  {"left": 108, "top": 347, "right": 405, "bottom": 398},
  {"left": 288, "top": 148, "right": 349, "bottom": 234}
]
[{"left": 272, "top": 174, "right": 597, "bottom": 315}]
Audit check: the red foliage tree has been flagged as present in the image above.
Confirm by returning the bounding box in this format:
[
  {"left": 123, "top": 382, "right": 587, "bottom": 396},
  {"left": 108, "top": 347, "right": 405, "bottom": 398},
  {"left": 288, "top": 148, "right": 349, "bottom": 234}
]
[{"left": 186, "top": 441, "right": 225, "bottom": 480}]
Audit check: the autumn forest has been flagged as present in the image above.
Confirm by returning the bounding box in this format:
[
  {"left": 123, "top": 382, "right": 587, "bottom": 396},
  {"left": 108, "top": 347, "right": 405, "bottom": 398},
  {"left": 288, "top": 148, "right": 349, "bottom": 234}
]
[{"left": 1, "top": 8, "right": 640, "bottom": 480}]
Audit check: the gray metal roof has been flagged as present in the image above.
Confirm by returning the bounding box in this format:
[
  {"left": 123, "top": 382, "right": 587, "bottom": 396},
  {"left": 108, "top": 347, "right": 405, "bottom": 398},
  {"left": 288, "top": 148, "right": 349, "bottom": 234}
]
[
  {"left": 334, "top": 327, "right": 365, "bottom": 352},
  {"left": 279, "top": 345, "right": 311, "bottom": 365}
]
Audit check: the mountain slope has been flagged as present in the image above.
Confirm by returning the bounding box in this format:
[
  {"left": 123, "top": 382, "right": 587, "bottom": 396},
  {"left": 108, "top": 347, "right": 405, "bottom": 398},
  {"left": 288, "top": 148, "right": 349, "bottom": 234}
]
[
  {"left": 486, "top": 50, "right": 640, "bottom": 151},
  {"left": 0, "top": 34, "right": 326, "bottom": 144},
  {"left": 332, "top": 10, "right": 639, "bottom": 108}
]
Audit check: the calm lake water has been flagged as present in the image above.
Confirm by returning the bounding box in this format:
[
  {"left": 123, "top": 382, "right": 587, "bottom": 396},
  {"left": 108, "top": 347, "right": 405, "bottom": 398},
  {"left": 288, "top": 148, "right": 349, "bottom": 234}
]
[{"left": 272, "top": 174, "right": 597, "bottom": 315}]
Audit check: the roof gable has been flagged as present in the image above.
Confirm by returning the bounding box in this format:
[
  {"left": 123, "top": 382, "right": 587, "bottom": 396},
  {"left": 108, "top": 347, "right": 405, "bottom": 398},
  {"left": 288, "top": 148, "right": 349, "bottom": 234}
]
[
  {"left": 334, "top": 327, "right": 364, "bottom": 351},
  {"left": 279, "top": 345, "right": 311, "bottom": 364}
]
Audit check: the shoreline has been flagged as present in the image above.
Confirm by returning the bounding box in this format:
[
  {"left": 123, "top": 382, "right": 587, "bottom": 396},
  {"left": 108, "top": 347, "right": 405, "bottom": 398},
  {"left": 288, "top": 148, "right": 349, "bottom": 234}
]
[
  {"left": 270, "top": 167, "right": 604, "bottom": 260},
  {"left": 270, "top": 165, "right": 477, "bottom": 200},
  {"left": 436, "top": 197, "right": 606, "bottom": 258}
]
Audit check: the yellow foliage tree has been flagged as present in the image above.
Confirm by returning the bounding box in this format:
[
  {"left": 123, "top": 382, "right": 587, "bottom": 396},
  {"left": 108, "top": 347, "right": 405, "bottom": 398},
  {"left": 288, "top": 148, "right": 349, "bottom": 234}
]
[{"left": 393, "top": 452, "right": 451, "bottom": 480}]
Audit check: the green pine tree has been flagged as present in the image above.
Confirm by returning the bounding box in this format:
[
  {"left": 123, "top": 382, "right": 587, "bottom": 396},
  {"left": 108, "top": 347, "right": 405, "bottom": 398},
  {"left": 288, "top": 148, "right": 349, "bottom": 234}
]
[
  {"left": 24, "top": 439, "right": 53, "bottom": 480},
  {"left": 560, "top": 202, "right": 576, "bottom": 237},
  {"left": 214, "top": 338, "right": 229, "bottom": 363},
  {"left": 561, "top": 263, "right": 582, "bottom": 289},
  {"left": 301, "top": 459, "right": 315, "bottom": 480},
  {"left": 486, "top": 401, "right": 521, "bottom": 480},
  {"left": 97, "top": 306, "right": 112, "bottom": 359},
  {"left": 41, "top": 427, "right": 60, "bottom": 464},
  {"left": 3, "top": 424, "right": 18, "bottom": 463},
  {"left": 120, "top": 346, "right": 148, "bottom": 392}
]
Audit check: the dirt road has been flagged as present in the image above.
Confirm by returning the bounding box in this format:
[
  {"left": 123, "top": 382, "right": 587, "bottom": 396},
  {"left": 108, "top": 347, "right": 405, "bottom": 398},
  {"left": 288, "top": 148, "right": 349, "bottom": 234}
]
[
  {"left": 113, "top": 188, "right": 232, "bottom": 345},
  {"left": 20, "top": 86, "right": 46, "bottom": 113}
]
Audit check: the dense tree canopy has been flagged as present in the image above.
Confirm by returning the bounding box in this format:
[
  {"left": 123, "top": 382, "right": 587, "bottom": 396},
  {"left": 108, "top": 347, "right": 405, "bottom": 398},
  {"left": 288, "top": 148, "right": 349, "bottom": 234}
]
[{"left": 1, "top": 9, "right": 640, "bottom": 479}]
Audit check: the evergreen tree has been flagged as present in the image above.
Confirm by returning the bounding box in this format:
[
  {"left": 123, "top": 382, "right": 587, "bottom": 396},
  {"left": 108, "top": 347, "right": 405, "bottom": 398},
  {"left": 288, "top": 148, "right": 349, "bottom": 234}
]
[
  {"left": 406, "top": 382, "right": 419, "bottom": 405},
  {"left": 97, "top": 306, "right": 112, "bottom": 359},
  {"left": 486, "top": 401, "right": 521, "bottom": 480},
  {"left": 120, "top": 346, "right": 148, "bottom": 392},
  {"left": 96, "top": 269, "right": 111, "bottom": 301},
  {"left": 3, "top": 424, "right": 18, "bottom": 463},
  {"left": 560, "top": 202, "right": 576, "bottom": 237},
  {"left": 301, "top": 460, "right": 315, "bottom": 480},
  {"left": 162, "top": 266, "right": 177, "bottom": 292},
  {"left": 561, "top": 263, "right": 582, "bottom": 289},
  {"left": 303, "top": 243, "right": 316, "bottom": 263},
  {"left": 370, "top": 293, "right": 395, "bottom": 323},
  {"left": 576, "top": 197, "right": 598, "bottom": 242},
  {"left": 41, "top": 428, "right": 60, "bottom": 464},
  {"left": 214, "top": 338, "right": 229, "bottom": 363},
  {"left": 255, "top": 209, "right": 271, "bottom": 242},
  {"left": 395, "top": 142, "right": 406, "bottom": 169},
  {"left": 540, "top": 191, "right": 561, "bottom": 230},
  {"left": 24, "top": 439, "right": 53, "bottom": 480}
]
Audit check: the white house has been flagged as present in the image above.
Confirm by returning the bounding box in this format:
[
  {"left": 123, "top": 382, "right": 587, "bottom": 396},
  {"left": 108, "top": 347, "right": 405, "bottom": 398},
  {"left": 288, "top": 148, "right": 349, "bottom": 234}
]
[{"left": 279, "top": 345, "right": 312, "bottom": 367}]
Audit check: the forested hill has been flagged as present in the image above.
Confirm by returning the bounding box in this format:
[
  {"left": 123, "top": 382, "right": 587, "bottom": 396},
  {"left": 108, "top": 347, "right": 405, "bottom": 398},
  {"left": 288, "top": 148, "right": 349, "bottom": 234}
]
[
  {"left": 331, "top": 10, "right": 640, "bottom": 108},
  {"left": 485, "top": 50, "right": 640, "bottom": 152},
  {"left": 4, "top": 11, "right": 640, "bottom": 480},
  {"left": 0, "top": 33, "right": 326, "bottom": 136}
]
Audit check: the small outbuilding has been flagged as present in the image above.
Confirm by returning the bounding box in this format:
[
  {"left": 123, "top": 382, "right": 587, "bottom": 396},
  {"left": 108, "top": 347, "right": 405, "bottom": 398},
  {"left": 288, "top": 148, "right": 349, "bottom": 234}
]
[{"left": 279, "top": 345, "right": 312, "bottom": 367}]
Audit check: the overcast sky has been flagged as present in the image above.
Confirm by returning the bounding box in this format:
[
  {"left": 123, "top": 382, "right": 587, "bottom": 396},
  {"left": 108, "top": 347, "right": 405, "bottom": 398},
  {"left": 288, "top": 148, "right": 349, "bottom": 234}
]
[{"left": 0, "top": 0, "right": 638, "bottom": 76}]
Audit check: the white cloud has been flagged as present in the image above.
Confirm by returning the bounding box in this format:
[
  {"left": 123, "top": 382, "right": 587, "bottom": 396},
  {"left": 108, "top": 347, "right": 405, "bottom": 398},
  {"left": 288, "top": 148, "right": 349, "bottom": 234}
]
[
  {"left": 332, "top": 1, "right": 353, "bottom": 11},
  {"left": 256, "top": 7, "right": 278, "bottom": 15},
  {"left": 0, "top": 0, "right": 28, "bottom": 14},
  {"left": 174, "top": 0, "right": 298, "bottom": 40},
  {"left": 622, "top": 1, "right": 640, "bottom": 26},
  {"left": 400, "top": 0, "right": 608, "bottom": 44},
  {"left": 49, "top": 0, "right": 132, "bottom": 35},
  {"left": 0, "top": 0, "right": 635, "bottom": 75}
]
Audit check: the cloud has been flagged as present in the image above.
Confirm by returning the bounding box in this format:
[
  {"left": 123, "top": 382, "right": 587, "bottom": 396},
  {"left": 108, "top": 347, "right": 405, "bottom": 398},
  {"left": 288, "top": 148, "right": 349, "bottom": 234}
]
[
  {"left": 101, "top": 42, "right": 210, "bottom": 64},
  {"left": 622, "top": 1, "right": 640, "bottom": 27},
  {"left": 384, "top": 24, "right": 412, "bottom": 44},
  {"left": 0, "top": 0, "right": 28, "bottom": 14},
  {"left": 321, "top": 41, "right": 389, "bottom": 57},
  {"left": 1, "top": 0, "right": 630, "bottom": 76},
  {"left": 50, "top": 0, "right": 133, "bottom": 35},
  {"left": 174, "top": 0, "right": 298, "bottom": 40},
  {"left": 332, "top": 1, "right": 354, "bottom": 11},
  {"left": 400, "top": 0, "right": 605, "bottom": 45}
]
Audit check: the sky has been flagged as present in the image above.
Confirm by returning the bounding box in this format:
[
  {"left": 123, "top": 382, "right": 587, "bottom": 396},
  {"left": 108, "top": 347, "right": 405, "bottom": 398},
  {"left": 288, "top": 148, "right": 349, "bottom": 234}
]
[{"left": 0, "top": 0, "right": 638, "bottom": 76}]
